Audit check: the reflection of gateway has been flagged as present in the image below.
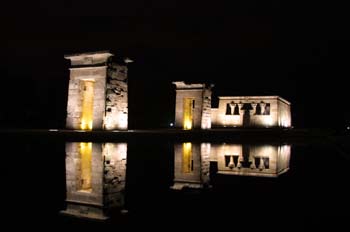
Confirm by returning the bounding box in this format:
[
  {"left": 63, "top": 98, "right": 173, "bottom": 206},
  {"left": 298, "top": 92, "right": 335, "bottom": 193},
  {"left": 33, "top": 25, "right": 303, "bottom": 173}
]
[
  {"left": 211, "top": 144, "right": 291, "bottom": 177},
  {"left": 171, "top": 143, "right": 291, "bottom": 190},
  {"left": 171, "top": 143, "right": 211, "bottom": 190},
  {"left": 60, "top": 143, "right": 127, "bottom": 220}
]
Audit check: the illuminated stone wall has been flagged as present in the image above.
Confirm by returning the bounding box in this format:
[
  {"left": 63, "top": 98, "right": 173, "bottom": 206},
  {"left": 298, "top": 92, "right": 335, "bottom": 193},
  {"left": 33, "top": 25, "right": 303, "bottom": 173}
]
[
  {"left": 210, "top": 143, "right": 291, "bottom": 177},
  {"left": 173, "top": 82, "right": 213, "bottom": 129},
  {"left": 278, "top": 99, "right": 292, "bottom": 127},
  {"left": 201, "top": 89, "right": 212, "bottom": 129},
  {"left": 62, "top": 142, "right": 127, "bottom": 220},
  {"left": 210, "top": 108, "right": 219, "bottom": 127},
  {"left": 212, "top": 96, "right": 291, "bottom": 128},
  {"left": 65, "top": 51, "right": 129, "bottom": 130},
  {"left": 104, "top": 64, "right": 128, "bottom": 130},
  {"left": 171, "top": 143, "right": 210, "bottom": 190}
]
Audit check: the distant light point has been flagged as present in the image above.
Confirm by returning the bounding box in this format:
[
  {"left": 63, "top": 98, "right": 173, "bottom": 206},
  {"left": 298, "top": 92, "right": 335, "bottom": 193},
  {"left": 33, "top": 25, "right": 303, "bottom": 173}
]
[
  {"left": 124, "top": 57, "right": 133, "bottom": 63},
  {"left": 170, "top": 123, "right": 174, "bottom": 127}
]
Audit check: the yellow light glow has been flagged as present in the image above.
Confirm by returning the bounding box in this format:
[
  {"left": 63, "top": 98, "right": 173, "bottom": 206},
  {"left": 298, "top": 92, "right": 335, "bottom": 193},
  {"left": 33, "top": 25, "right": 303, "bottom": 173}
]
[
  {"left": 80, "top": 142, "right": 92, "bottom": 191},
  {"left": 183, "top": 98, "right": 193, "bottom": 130},
  {"left": 81, "top": 80, "right": 94, "bottom": 130},
  {"left": 182, "top": 142, "right": 193, "bottom": 173}
]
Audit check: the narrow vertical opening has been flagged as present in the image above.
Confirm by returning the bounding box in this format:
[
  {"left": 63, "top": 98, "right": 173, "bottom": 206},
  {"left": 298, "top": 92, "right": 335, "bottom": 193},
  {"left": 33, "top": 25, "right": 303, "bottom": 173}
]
[
  {"left": 183, "top": 98, "right": 193, "bottom": 130},
  {"left": 79, "top": 142, "right": 92, "bottom": 192},
  {"left": 81, "top": 80, "right": 95, "bottom": 130},
  {"left": 255, "top": 103, "right": 262, "bottom": 115},
  {"left": 182, "top": 142, "right": 193, "bottom": 173},
  {"left": 233, "top": 104, "right": 240, "bottom": 115},
  {"left": 225, "top": 103, "right": 232, "bottom": 115},
  {"left": 263, "top": 103, "right": 270, "bottom": 115}
]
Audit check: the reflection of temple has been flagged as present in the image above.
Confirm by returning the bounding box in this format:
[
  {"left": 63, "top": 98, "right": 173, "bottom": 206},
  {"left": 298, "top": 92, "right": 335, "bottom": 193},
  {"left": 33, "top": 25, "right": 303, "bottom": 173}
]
[
  {"left": 171, "top": 143, "right": 291, "bottom": 189},
  {"left": 211, "top": 144, "right": 291, "bottom": 177},
  {"left": 61, "top": 143, "right": 127, "bottom": 220},
  {"left": 171, "top": 143, "right": 211, "bottom": 190},
  {"left": 173, "top": 81, "right": 291, "bottom": 129},
  {"left": 65, "top": 51, "right": 131, "bottom": 130}
]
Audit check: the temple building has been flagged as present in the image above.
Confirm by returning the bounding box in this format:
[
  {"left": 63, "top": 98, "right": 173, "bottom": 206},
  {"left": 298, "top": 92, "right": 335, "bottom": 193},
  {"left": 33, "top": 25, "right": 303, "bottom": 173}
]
[
  {"left": 173, "top": 81, "right": 292, "bottom": 129},
  {"left": 61, "top": 142, "right": 127, "bottom": 220},
  {"left": 64, "top": 51, "right": 130, "bottom": 130}
]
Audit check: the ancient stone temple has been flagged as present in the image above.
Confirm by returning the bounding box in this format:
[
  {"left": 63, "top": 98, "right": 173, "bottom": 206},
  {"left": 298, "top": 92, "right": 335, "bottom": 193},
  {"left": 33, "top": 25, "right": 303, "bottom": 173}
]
[
  {"left": 172, "top": 82, "right": 213, "bottom": 129},
  {"left": 212, "top": 96, "right": 291, "bottom": 128},
  {"left": 64, "top": 51, "right": 130, "bottom": 130},
  {"left": 173, "top": 82, "right": 291, "bottom": 129},
  {"left": 61, "top": 142, "right": 127, "bottom": 220}
]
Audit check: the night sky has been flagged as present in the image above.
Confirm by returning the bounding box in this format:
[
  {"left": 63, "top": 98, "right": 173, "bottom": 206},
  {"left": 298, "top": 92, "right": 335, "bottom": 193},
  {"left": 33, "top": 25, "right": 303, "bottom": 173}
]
[{"left": 2, "top": 1, "right": 349, "bottom": 129}]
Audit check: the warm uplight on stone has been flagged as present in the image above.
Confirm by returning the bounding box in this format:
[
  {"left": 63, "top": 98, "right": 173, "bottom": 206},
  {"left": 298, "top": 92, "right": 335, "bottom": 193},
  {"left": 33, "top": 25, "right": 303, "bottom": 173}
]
[
  {"left": 173, "top": 82, "right": 213, "bottom": 129},
  {"left": 183, "top": 98, "right": 194, "bottom": 130},
  {"left": 80, "top": 81, "right": 95, "bottom": 130},
  {"left": 212, "top": 96, "right": 291, "bottom": 128},
  {"left": 65, "top": 51, "right": 130, "bottom": 131},
  {"left": 173, "top": 82, "right": 292, "bottom": 129}
]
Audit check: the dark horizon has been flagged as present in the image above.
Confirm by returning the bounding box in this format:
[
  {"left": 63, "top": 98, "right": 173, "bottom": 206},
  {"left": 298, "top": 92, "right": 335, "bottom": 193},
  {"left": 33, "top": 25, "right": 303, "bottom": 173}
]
[{"left": 2, "top": 1, "right": 349, "bottom": 130}]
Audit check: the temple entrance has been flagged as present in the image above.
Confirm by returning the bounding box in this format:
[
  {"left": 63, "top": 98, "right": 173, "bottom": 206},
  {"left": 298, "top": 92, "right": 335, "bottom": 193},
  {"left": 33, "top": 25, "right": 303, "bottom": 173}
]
[
  {"left": 81, "top": 80, "right": 95, "bottom": 130},
  {"left": 183, "top": 98, "right": 194, "bottom": 130},
  {"left": 79, "top": 142, "right": 92, "bottom": 192}
]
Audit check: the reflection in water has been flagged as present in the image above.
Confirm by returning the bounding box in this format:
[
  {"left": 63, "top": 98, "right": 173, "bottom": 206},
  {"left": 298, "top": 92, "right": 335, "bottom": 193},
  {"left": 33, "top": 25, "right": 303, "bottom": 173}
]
[
  {"left": 172, "top": 143, "right": 291, "bottom": 190},
  {"left": 61, "top": 142, "right": 127, "bottom": 220},
  {"left": 182, "top": 142, "right": 193, "bottom": 173},
  {"left": 212, "top": 143, "right": 291, "bottom": 177},
  {"left": 80, "top": 142, "right": 92, "bottom": 192},
  {"left": 171, "top": 143, "right": 211, "bottom": 190},
  {"left": 60, "top": 141, "right": 291, "bottom": 218}
]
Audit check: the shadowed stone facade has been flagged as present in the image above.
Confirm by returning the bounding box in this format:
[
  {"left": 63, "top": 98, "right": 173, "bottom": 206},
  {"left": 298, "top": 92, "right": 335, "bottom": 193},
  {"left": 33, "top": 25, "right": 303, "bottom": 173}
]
[
  {"left": 65, "top": 51, "right": 129, "bottom": 130},
  {"left": 61, "top": 142, "right": 127, "bottom": 220},
  {"left": 173, "top": 82, "right": 291, "bottom": 129}
]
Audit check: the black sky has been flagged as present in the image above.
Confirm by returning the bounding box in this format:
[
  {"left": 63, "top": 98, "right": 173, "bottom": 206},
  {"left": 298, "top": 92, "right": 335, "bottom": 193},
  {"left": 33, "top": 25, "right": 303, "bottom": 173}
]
[{"left": 1, "top": 1, "right": 349, "bottom": 129}]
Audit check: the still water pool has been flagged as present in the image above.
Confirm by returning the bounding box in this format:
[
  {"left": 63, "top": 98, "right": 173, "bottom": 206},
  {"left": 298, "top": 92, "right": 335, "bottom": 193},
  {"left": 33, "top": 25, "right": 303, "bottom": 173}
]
[{"left": 3, "top": 134, "right": 350, "bottom": 230}]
